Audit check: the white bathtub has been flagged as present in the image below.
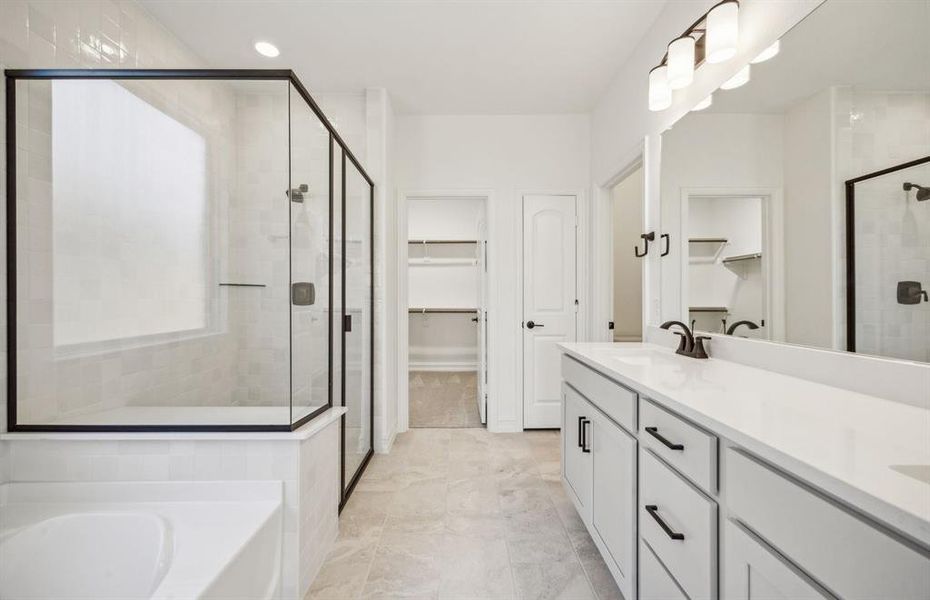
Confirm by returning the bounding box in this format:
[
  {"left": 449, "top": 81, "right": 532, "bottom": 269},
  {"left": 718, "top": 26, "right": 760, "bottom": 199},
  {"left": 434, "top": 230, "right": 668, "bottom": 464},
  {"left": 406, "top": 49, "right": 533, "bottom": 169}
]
[{"left": 0, "top": 481, "right": 282, "bottom": 600}]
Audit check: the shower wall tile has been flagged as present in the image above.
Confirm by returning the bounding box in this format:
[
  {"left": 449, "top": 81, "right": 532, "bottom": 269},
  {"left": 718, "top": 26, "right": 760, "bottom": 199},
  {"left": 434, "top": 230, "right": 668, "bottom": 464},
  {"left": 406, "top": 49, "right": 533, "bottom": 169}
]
[{"left": 835, "top": 89, "right": 930, "bottom": 362}]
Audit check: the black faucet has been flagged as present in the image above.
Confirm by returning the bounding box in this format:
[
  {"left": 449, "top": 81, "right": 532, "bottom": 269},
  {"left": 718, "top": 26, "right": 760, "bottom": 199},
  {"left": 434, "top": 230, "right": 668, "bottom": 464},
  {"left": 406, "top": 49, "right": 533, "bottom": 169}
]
[
  {"left": 726, "top": 320, "right": 759, "bottom": 336},
  {"left": 660, "top": 320, "right": 710, "bottom": 359}
]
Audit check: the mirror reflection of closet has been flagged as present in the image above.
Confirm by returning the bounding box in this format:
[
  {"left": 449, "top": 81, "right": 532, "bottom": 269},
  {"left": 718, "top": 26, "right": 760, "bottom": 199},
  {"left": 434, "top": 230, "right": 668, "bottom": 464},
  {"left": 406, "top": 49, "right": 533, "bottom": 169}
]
[{"left": 686, "top": 195, "right": 766, "bottom": 338}]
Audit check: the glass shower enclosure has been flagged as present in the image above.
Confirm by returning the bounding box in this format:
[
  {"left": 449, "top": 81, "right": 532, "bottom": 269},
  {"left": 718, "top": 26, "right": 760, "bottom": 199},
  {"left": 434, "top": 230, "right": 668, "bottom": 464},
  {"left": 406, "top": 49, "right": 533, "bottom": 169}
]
[{"left": 5, "top": 69, "right": 374, "bottom": 488}]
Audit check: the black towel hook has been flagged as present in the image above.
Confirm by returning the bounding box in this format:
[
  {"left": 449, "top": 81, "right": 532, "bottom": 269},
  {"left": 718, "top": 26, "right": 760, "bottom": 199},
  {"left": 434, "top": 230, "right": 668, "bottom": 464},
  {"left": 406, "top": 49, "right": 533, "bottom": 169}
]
[{"left": 634, "top": 231, "right": 656, "bottom": 258}]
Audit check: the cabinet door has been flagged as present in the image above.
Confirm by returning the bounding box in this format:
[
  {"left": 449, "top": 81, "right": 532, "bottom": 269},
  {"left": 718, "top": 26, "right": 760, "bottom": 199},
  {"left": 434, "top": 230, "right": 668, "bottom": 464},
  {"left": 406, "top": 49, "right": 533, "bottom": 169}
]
[
  {"left": 591, "top": 411, "right": 636, "bottom": 600},
  {"left": 562, "top": 385, "right": 592, "bottom": 514},
  {"left": 724, "top": 520, "right": 832, "bottom": 600},
  {"left": 641, "top": 540, "right": 688, "bottom": 600}
]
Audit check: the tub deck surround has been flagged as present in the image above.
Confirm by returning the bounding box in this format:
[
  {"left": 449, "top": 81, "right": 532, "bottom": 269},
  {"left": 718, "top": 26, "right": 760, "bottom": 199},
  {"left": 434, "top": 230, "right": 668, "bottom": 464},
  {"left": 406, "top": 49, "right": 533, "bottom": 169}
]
[
  {"left": 0, "top": 481, "right": 283, "bottom": 600},
  {"left": 0, "top": 407, "right": 347, "bottom": 441},
  {"left": 558, "top": 342, "right": 930, "bottom": 546}
]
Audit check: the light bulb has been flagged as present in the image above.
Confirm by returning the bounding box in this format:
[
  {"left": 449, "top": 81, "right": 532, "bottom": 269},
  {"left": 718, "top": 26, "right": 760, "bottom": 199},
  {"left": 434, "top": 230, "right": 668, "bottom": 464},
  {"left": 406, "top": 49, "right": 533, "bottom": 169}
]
[
  {"left": 751, "top": 40, "right": 780, "bottom": 64},
  {"left": 648, "top": 65, "right": 672, "bottom": 112},
  {"left": 667, "top": 36, "right": 696, "bottom": 90},
  {"left": 720, "top": 65, "right": 750, "bottom": 90},
  {"left": 705, "top": 0, "right": 739, "bottom": 64}
]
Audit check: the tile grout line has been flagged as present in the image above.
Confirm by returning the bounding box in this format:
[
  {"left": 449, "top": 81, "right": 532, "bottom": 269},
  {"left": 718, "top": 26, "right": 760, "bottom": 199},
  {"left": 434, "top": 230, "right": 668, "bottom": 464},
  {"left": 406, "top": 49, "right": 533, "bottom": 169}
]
[{"left": 534, "top": 435, "right": 604, "bottom": 600}]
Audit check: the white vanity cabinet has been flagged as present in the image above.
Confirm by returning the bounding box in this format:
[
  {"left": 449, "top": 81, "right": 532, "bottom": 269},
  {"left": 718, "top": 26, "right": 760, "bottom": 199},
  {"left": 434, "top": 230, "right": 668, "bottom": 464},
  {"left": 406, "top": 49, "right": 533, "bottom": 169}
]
[
  {"left": 562, "top": 383, "right": 592, "bottom": 517},
  {"left": 589, "top": 407, "right": 637, "bottom": 596},
  {"left": 561, "top": 357, "right": 639, "bottom": 600},
  {"left": 724, "top": 520, "right": 831, "bottom": 600},
  {"left": 560, "top": 351, "right": 930, "bottom": 600}
]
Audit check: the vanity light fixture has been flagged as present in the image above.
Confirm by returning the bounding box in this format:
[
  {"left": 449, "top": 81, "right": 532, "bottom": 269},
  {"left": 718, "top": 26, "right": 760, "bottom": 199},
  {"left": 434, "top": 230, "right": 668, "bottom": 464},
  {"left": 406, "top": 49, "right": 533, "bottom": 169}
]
[
  {"left": 647, "top": 0, "right": 740, "bottom": 112},
  {"left": 692, "top": 94, "right": 713, "bottom": 111},
  {"left": 254, "top": 41, "right": 280, "bottom": 58},
  {"left": 705, "top": 0, "right": 740, "bottom": 63},
  {"left": 648, "top": 65, "right": 672, "bottom": 112},
  {"left": 751, "top": 40, "right": 780, "bottom": 64},
  {"left": 720, "top": 64, "right": 750, "bottom": 90},
  {"left": 667, "top": 35, "right": 696, "bottom": 90}
]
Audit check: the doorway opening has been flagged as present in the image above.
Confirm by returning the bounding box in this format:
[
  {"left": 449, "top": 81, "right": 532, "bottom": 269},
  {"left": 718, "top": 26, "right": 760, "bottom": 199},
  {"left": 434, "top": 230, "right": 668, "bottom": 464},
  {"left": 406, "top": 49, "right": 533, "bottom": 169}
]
[
  {"left": 406, "top": 196, "right": 489, "bottom": 428},
  {"left": 609, "top": 167, "right": 645, "bottom": 342}
]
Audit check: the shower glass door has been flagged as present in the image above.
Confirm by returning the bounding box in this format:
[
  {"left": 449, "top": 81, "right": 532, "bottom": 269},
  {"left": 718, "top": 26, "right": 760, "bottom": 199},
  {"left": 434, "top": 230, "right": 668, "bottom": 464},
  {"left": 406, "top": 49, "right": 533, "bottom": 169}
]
[
  {"left": 289, "top": 84, "right": 332, "bottom": 426},
  {"left": 342, "top": 152, "right": 373, "bottom": 497},
  {"left": 850, "top": 160, "right": 930, "bottom": 362}
]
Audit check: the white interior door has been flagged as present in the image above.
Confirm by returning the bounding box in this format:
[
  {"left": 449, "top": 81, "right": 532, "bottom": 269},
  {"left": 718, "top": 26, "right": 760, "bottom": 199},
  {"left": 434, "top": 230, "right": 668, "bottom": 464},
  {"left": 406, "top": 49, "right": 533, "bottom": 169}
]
[
  {"left": 477, "top": 219, "right": 488, "bottom": 424},
  {"left": 523, "top": 194, "right": 577, "bottom": 429}
]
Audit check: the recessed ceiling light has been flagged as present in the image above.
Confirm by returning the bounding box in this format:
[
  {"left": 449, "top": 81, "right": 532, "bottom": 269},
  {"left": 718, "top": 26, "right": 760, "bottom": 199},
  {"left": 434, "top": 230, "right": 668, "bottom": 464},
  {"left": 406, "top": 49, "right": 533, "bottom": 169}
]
[{"left": 254, "top": 41, "right": 280, "bottom": 58}]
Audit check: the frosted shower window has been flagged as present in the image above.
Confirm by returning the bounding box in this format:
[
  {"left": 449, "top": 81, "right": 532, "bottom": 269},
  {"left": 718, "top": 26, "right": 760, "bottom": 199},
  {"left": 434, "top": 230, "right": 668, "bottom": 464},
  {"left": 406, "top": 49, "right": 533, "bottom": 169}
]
[{"left": 51, "top": 80, "right": 208, "bottom": 346}]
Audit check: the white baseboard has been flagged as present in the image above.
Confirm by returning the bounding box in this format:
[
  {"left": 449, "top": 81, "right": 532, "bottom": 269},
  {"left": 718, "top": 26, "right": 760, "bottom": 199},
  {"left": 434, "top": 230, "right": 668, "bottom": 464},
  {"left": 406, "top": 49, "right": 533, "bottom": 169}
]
[{"left": 409, "top": 361, "right": 478, "bottom": 372}]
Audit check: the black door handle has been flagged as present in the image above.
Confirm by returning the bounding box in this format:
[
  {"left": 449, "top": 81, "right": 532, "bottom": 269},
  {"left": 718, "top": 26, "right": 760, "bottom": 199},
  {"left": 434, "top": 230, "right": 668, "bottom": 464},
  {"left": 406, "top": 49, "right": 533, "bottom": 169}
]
[
  {"left": 644, "top": 426, "right": 684, "bottom": 451},
  {"left": 581, "top": 418, "right": 591, "bottom": 453},
  {"left": 471, "top": 316, "right": 479, "bottom": 322},
  {"left": 526, "top": 320, "right": 544, "bottom": 329},
  {"left": 577, "top": 416, "right": 585, "bottom": 449},
  {"left": 645, "top": 505, "right": 685, "bottom": 540},
  {"left": 661, "top": 233, "right": 670, "bottom": 257}
]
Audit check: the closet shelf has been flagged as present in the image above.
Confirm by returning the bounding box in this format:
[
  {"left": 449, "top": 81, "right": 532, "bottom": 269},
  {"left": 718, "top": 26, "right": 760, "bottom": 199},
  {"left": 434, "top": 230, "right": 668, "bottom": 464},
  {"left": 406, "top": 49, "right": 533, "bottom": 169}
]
[
  {"left": 689, "top": 306, "right": 729, "bottom": 313},
  {"left": 408, "top": 258, "right": 478, "bottom": 266},
  {"left": 688, "top": 238, "right": 728, "bottom": 262},
  {"left": 408, "top": 239, "right": 478, "bottom": 244},
  {"left": 409, "top": 307, "right": 477, "bottom": 314},
  {"left": 721, "top": 252, "right": 762, "bottom": 264}
]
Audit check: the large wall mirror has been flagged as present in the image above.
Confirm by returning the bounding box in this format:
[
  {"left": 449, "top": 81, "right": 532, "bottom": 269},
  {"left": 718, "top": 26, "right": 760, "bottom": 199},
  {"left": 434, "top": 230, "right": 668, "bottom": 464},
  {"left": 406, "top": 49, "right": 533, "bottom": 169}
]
[{"left": 659, "top": 0, "right": 930, "bottom": 363}]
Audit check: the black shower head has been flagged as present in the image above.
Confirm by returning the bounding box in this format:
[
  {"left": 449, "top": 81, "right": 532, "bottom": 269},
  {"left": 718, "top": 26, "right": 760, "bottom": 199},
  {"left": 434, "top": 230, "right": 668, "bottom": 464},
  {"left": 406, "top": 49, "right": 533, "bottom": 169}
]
[{"left": 904, "top": 182, "right": 930, "bottom": 201}]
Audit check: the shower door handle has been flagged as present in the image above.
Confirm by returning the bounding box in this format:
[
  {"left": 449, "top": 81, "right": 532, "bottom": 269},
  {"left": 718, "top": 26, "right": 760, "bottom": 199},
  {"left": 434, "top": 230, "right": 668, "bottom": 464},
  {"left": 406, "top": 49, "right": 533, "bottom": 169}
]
[{"left": 343, "top": 314, "right": 352, "bottom": 332}]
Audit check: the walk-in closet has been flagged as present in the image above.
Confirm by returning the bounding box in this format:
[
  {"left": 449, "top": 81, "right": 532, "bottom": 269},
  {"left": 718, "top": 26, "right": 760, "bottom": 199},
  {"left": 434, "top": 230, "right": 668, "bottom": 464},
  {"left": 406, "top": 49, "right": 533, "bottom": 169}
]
[{"left": 407, "top": 197, "right": 488, "bottom": 428}]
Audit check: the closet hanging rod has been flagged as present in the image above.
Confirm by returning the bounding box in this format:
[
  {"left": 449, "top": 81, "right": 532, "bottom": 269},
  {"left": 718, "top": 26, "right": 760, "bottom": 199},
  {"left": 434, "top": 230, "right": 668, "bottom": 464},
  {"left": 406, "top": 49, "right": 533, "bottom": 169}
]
[
  {"left": 408, "top": 308, "right": 478, "bottom": 314},
  {"left": 408, "top": 239, "right": 478, "bottom": 244}
]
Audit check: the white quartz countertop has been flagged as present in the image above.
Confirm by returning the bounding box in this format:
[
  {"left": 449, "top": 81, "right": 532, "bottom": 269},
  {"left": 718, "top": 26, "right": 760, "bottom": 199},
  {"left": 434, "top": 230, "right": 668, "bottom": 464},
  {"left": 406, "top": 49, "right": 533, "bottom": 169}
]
[{"left": 559, "top": 342, "right": 930, "bottom": 547}]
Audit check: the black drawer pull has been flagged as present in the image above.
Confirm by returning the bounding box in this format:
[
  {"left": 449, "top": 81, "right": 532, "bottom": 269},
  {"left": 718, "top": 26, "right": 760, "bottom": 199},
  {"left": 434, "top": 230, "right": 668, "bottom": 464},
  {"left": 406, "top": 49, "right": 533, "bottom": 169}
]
[
  {"left": 645, "top": 426, "right": 684, "bottom": 451},
  {"left": 581, "top": 419, "right": 591, "bottom": 453},
  {"left": 645, "top": 505, "right": 685, "bottom": 540},
  {"left": 577, "top": 416, "right": 585, "bottom": 449}
]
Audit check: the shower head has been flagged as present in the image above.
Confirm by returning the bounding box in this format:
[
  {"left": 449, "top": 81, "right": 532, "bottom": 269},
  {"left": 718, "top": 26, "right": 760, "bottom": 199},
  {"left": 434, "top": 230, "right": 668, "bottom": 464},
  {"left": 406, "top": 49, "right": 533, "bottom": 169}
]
[{"left": 904, "top": 182, "right": 930, "bottom": 201}]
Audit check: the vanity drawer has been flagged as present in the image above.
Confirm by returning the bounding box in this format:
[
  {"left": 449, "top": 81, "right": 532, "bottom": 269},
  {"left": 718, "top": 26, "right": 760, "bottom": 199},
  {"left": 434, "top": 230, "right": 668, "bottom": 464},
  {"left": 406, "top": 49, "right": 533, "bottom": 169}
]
[
  {"left": 640, "top": 449, "right": 717, "bottom": 600},
  {"left": 640, "top": 399, "right": 717, "bottom": 493},
  {"left": 561, "top": 355, "right": 636, "bottom": 433},
  {"left": 726, "top": 448, "right": 930, "bottom": 599}
]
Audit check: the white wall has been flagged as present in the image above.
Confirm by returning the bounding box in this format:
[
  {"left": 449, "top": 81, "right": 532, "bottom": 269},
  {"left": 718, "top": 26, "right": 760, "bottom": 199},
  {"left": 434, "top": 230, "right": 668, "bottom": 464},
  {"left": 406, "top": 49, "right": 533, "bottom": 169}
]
[
  {"left": 782, "top": 88, "right": 836, "bottom": 349},
  {"left": 396, "top": 114, "right": 590, "bottom": 432}
]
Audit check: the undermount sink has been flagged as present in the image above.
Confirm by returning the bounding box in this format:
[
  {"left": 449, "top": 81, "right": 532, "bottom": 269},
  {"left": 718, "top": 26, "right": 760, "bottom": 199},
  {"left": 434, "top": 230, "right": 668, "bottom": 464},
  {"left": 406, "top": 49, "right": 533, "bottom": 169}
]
[{"left": 613, "top": 355, "right": 656, "bottom": 367}]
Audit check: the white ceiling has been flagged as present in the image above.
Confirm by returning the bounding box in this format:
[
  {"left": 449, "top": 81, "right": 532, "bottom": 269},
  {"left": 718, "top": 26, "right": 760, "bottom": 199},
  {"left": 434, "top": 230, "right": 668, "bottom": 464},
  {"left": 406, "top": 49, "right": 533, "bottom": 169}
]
[{"left": 138, "top": 0, "right": 666, "bottom": 114}]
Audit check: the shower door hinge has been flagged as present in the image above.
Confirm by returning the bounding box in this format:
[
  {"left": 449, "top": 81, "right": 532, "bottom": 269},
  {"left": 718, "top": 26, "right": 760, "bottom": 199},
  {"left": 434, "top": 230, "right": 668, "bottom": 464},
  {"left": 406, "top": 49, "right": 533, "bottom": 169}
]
[{"left": 343, "top": 314, "right": 352, "bottom": 332}]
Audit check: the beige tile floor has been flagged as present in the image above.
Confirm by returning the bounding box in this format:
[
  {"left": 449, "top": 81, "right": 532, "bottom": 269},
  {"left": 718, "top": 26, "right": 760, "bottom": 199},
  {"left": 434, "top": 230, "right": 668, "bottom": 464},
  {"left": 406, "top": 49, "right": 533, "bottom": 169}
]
[
  {"left": 307, "top": 428, "right": 623, "bottom": 600},
  {"left": 409, "top": 372, "right": 483, "bottom": 429}
]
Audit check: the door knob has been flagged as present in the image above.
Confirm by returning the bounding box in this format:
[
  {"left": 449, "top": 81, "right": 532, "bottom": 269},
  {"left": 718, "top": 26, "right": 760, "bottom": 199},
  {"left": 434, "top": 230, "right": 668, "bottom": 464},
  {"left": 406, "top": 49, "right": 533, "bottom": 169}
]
[{"left": 526, "top": 320, "right": 544, "bottom": 329}]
